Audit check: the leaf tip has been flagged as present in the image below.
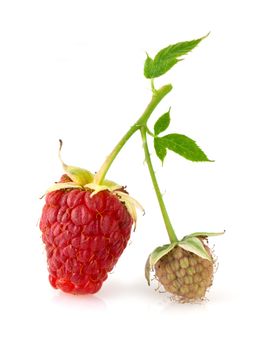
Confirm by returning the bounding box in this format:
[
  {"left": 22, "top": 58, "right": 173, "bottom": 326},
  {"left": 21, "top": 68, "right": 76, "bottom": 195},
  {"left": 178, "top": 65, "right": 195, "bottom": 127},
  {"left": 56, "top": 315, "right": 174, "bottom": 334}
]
[{"left": 198, "top": 32, "right": 211, "bottom": 43}]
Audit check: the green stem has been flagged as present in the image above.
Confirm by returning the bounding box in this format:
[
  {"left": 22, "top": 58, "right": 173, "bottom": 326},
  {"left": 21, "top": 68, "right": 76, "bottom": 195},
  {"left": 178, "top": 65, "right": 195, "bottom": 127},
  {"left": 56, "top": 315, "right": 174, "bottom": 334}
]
[
  {"left": 140, "top": 127, "right": 178, "bottom": 243},
  {"left": 94, "top": 84, "right": 172, "bottom": 184},
  {"left": 151, "top": 79, "right": 156, "bottom": 94},
  {"left": 145, "top": 126, "right": 156, "bottom": 137}
]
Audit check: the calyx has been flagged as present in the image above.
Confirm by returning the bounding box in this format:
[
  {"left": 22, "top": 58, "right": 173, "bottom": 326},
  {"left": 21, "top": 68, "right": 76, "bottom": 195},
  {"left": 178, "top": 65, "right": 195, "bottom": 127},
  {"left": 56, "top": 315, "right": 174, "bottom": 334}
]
[
  {"left": 145, "top": 231, "right": 224, "bottom": 285},
  {"left": 45, "top": 140, "right": 144, "bottom": 228}
]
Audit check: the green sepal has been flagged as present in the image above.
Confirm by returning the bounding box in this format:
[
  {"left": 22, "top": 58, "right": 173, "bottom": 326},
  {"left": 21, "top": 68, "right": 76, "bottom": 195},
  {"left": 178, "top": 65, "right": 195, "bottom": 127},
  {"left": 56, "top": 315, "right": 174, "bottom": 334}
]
[
  {"left": 145, "top": 242, "right": 177, "bottom": 285},
  {"left": 102, "top": 178, "right": 120, "bottom": 188},
  {"left": 145, "top": 255, "right": 151, "bottom": 286},
  {"left": 183, "top": 231, "right": 225, "bottom": 240},
  {"left": 178, "top": 237, "right": 212, "bottom": 261},
  {"left": 58, "top": 139, "right": 94, "bottom": 186},
  {"left": 63, "top": 165, "right": 94, "bottom": 186}
]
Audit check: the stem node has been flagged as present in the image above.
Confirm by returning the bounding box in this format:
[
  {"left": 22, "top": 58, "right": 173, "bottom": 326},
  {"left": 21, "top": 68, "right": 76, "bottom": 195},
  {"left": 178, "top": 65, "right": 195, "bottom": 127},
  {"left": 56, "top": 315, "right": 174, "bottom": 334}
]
[{"left": 94, "top": 84, "right": 172, "bottom": 185}]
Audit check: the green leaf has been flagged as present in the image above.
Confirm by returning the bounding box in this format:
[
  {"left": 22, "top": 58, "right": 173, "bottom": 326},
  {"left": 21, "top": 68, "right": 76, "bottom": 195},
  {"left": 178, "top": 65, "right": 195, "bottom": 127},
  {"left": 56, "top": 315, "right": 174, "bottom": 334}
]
[
  {"left": 183, "top": 231, "right": 225, "bottom": 239},
  {"left": 159, "top": 133, "right": 212, "bottom": 162},
  {"left": 154, "top": 109, "right": 171, "bottom": 135},
  {"left": 154, "top": 137, "right": 167, "bottom": 163},
  {"left": 178, "top": 237, "right": 212, "bottom": 261},
  {"left": 144, "top": 54, "right": 155, "bottom": 79},
  {"left": 144, "top": 54, "right": 179, "bottom": 79},
  {"left": 145, "top": 242, "right": 177, "bottom": 285},
  {"left": 144, "top": 34, "right": 208, "bottom": 78}
]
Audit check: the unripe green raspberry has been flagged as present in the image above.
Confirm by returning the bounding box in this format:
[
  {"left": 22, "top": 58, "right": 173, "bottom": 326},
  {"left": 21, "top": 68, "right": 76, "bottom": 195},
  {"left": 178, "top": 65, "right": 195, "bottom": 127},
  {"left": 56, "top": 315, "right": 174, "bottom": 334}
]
[{"left": 155, "top": 245, "right": 214, "bottom": 302}]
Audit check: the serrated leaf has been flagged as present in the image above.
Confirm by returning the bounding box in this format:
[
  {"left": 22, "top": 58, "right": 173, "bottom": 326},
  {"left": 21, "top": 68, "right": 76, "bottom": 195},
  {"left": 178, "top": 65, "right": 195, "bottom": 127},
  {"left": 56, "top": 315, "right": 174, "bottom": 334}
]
[
  {"left": 184, "top": 231, "right": 225, "bottom": 239},
  {"left": 154, "top": 137, "right": 167, "bottom": 163},
  {"left": 144, "top": 34, "right": 208, "bottom": 78},
  {"left": 144, "top": 55, "right": 179, "bottom": 79},
  {"left": 154, "top": 109, "right": 171, "bottom": 135},
  {"left": 144, "top": 54, "right": 155, "bottom": 79},
  {"left": 159, "top": 133, "right": 212, "bottom": 162},
  {"left": 178, "top": 237, "right": 212, "bottom": 261},
  {"left": 155, "top": 35, "right": 207, "bottom": 62}
]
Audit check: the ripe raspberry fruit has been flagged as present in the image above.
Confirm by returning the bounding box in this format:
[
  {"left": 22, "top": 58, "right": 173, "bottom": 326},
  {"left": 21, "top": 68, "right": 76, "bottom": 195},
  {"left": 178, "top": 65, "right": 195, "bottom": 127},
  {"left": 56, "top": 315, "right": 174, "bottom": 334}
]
[
  {"left": 155, "top": 244, "right": 214, "bottom": 302},
  {"left": 40, "top": 141, "right": 142, "bottom": 294},
  {"left": 40, "top": 180, "right": 133, "bottom": 294}
]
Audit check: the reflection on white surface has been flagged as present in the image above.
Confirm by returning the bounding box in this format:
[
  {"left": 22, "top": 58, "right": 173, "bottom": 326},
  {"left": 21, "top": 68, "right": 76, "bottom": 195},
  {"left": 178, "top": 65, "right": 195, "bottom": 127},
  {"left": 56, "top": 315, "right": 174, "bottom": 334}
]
[{"left": 51, "top": 291, "right": 107, "bottom": 311}]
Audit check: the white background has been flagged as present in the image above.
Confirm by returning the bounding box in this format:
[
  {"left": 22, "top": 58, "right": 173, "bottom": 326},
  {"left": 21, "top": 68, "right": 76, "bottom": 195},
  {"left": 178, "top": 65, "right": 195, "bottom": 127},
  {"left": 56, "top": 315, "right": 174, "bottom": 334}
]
[{"left": 0, "top": 0, "right": 260, "bottom": 349}]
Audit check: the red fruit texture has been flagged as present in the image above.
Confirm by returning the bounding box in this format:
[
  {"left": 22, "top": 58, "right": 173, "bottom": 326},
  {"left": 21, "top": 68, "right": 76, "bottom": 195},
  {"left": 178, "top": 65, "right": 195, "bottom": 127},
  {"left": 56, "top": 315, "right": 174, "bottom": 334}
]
[{"left": 40, "top": 185, "right": 133, "bottom": 294}]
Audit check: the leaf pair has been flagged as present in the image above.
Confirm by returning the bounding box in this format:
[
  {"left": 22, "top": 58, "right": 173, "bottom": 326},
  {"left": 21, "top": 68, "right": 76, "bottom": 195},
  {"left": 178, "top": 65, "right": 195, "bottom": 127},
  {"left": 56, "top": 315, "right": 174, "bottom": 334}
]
[
  {"left": 144, "top": 33, "right": 209, "bottom": 79},
  {"left": 154, "top": 133, "right": 212, "bottom": 163},
  {"left": 153, "top": 110, "right": 212, "bottom": 163}
]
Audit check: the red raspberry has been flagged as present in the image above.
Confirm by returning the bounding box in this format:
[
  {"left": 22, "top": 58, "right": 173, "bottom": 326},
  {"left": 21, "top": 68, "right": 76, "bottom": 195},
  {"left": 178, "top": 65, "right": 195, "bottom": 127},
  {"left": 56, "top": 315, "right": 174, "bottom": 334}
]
[{"left": 40, "top": 186, "right": 133, "bottom": 294}]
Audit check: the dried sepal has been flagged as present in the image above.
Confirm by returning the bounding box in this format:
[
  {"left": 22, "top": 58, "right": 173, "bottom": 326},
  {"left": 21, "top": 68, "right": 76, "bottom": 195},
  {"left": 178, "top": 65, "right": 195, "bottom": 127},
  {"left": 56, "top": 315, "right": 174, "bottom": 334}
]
[
  {"left": 58, "top": 140, "right": 94, "bottom": 186},
  {"left": 45, "top": 182, "right": 83, "bottom": 194},
  {"left": 84, "top": 183, "right": 122, "bottom": 197},
  {"left": 183, "top": 231, "right": 225, "bottom": 239},
  {"left": 115, "top": 191, "right": 144, "bottom": 230}
]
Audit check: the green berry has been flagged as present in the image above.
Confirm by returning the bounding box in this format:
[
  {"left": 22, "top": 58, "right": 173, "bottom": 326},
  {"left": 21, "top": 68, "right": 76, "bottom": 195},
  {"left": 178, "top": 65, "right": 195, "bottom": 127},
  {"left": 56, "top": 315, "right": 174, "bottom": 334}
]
[{"left": 155, "top": 243, "right": 213, "bottom": 302}]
